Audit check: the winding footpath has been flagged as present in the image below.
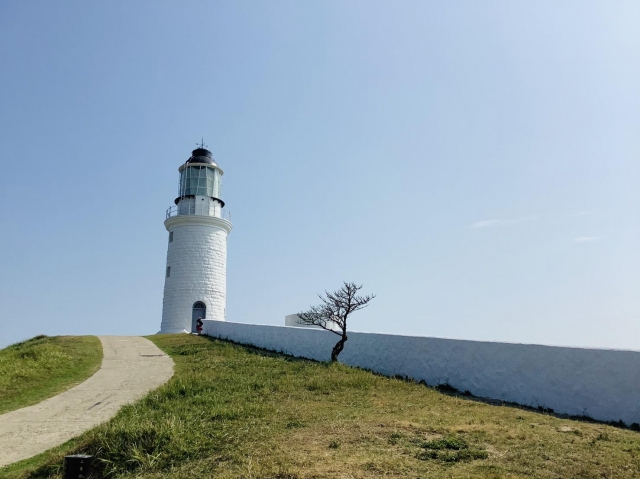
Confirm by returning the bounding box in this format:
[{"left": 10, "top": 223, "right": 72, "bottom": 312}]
[{"left": 0, "top": 336, "right": 174, "bottom": 467}]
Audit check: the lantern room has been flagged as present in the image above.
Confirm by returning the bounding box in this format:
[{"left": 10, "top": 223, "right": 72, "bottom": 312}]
[
  {"left": 168, "top": 147, "right": 226, "bottom": 219},
  {"left": 177, "top": 148, "right": 223, "bottom": 204}
]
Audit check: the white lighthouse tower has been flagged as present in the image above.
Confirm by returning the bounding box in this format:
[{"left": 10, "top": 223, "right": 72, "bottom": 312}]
[{"left": 159, "top": 144, "right": 232, "bottom": 333}]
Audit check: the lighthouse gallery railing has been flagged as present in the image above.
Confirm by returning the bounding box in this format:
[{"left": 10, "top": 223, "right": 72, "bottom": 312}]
[{"left": 165, "top": 204, "right": 230, "bottom": 220}]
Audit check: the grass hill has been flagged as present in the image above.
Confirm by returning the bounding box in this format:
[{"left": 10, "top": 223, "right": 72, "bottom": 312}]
[
  {"left": 0, "top": 335, "right": 102, "bottom": 415},
  {"left": 3, "top": 334, "right": 640, "bottom": 478}
]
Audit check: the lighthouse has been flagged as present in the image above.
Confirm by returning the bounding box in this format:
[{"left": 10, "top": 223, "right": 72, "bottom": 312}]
[{"left": 159, "top": 144, "right": 232, "bottom": 334}]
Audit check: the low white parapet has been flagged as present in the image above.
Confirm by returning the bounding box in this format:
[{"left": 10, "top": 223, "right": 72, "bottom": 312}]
[
  {"left": 284, "top": 313, "right": 339, "bottom": 331},
  {"left": 202, "top": 319, "right": 640, "bottom": 427},
  {"left": 284, "top": 314, "right": 312, "bottom": 328}
]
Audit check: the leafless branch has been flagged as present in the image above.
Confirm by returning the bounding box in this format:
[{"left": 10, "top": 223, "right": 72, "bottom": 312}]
[{"left": 297, "top": 282, "right": 375, "bottom": 361}]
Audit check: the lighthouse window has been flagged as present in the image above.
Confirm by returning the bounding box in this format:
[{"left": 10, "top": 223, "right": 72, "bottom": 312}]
[
  {"left": 179, "top": 166, "right": 217, "bottom": 197},
  {"left": 166, "top": 266, "right": 171, "bottom": 278},
  {"left": 169, "top": 231, "right": 173, "bottom": 243}
]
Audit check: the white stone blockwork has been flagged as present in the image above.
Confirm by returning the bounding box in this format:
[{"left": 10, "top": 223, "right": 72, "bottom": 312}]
[
  {"left": 160, "top": 215, "right": 231, "bottom": 333},
  {"left": 203, "top": 320, "right": 640, "bottom": 426}
]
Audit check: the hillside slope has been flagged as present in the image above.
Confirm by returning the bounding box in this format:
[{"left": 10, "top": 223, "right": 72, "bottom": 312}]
[
  {"left": 4, "top": 334, "right": 639, "bottom": 478},
  {"left": 0, "top": 335, "right": 102, "bottom": 415}
]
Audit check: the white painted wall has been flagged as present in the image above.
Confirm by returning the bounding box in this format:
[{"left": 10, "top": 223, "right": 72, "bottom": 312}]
[
  {"left": 160, "top": 219, "right": 229, "bottom": 333},
  {"left": 284, "top": 313, "right": 329, "bottom": 329},
  {"left": 202, "top": 320, "right": 640, "bottom": 425},
  {"left": 176, "top": 196, "right": 223, "bottom": 217}
]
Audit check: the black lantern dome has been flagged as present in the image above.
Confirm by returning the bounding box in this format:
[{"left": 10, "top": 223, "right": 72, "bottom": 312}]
[{"left": 186, "top": 148, "right": 217, "bottom": 165}]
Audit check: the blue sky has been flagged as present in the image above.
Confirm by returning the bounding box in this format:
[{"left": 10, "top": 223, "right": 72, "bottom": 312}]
[{"left": 0, "top": 1, "right": 638, "bottom": 350}]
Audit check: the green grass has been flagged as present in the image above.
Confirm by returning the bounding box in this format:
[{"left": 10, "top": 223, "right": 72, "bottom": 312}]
[
  {"left": 0, "top": 335, "right": 103, "bottom": 415},
  {"left": 3, "top": 334, "right": 640, "bottom": 478}
]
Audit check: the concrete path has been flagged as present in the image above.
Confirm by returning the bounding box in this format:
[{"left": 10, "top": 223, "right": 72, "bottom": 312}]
[{"left": 0, "top": 336, "right": 174, "bottom": 467}]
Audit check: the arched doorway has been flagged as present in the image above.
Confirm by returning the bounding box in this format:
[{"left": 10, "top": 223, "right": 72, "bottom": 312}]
[{"left": 192, "top": 302, "right": 206, "bottom": 333}]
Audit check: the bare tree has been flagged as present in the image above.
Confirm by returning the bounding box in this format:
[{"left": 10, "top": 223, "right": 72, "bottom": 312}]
[{"left": 297, "top": 282, "right": 375, "bottom": 362}]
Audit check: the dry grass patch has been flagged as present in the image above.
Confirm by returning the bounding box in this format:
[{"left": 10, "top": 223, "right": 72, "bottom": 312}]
[{"left": 283, "top": 420, "right": 491, "bottom": 478}]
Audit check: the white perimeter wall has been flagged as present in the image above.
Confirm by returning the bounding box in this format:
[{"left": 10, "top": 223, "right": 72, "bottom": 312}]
[{"left": 202, "top": 320, "right": 640, "bottom": 425}]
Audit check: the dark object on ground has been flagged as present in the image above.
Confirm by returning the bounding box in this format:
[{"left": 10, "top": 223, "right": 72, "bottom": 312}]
[{"left": 64, "top": 455, "right": 93, "bottom": 479}]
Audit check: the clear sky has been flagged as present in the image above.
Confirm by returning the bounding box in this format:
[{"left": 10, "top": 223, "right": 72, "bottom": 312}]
[{"left": 0, "top": 1, "right": 638, "bottom": 350}]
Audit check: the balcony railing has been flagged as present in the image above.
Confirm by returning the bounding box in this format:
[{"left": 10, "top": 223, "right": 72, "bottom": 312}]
[{"left": 166, "top": 204, "right": 230, "bottom": 221}]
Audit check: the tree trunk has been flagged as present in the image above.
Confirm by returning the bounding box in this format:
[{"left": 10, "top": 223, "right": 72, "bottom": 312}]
[{"left": 331, "top": 335, "right": 348, "bottom": 362}]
